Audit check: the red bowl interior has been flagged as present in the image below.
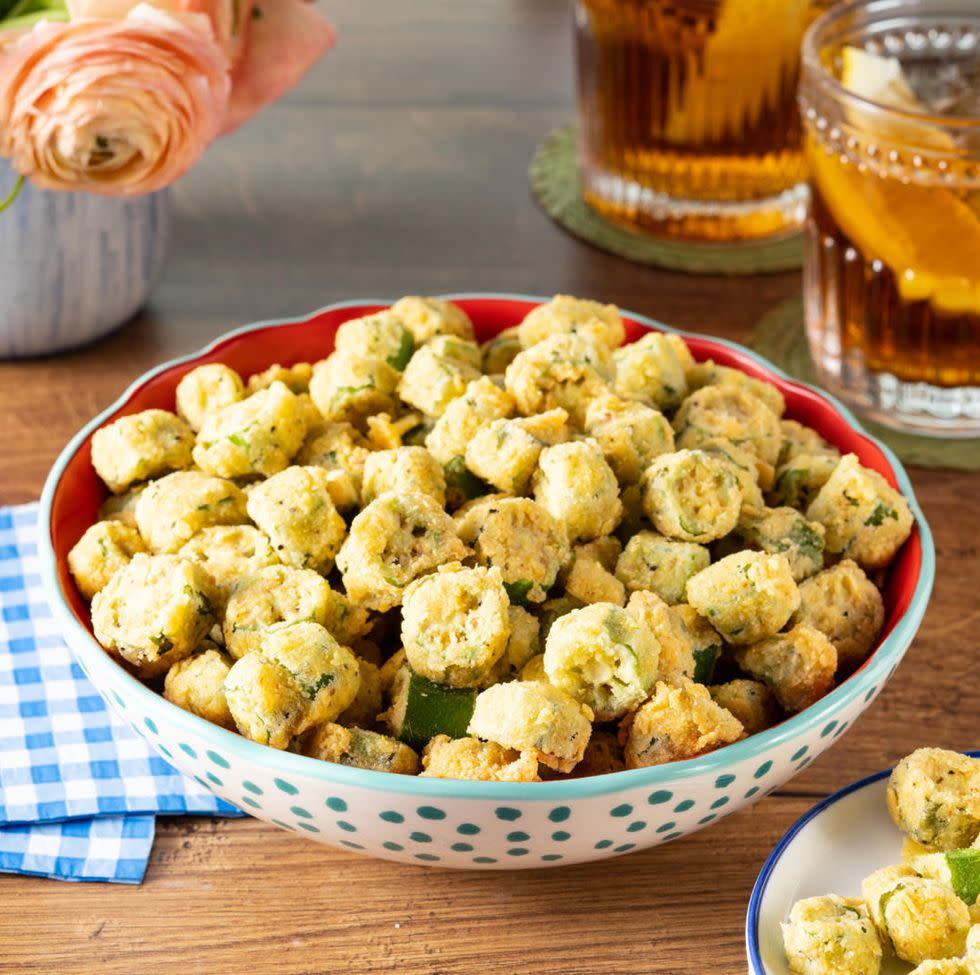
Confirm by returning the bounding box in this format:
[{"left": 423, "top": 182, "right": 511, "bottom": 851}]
[{"left": 48, "top": 296, "right": 923, "bottom": 692}]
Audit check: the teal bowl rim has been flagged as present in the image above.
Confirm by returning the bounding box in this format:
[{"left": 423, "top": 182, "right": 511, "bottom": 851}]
[{"left": 38, "top": 292, "right": 936, "bottom": 801}]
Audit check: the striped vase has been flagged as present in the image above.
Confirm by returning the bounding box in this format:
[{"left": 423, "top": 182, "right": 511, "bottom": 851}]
[{"left": 0, "top": 163, "right": 171, "bottom": 358}]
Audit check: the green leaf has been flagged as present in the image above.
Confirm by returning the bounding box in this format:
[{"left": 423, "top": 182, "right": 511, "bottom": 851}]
[{"left": 946, "top": 849, "right": 980, "bottom": 905}]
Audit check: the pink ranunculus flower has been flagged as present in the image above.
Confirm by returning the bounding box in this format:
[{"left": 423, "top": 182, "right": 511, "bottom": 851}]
[
  {"left": 62, "top": 0, "right": 336, "bottom": 132},
  {"left": 0, "top": 4, "right": 230, "bottom": 195},
  {"left": 222, "top": 0, "right": 336, "bottom": 134}
]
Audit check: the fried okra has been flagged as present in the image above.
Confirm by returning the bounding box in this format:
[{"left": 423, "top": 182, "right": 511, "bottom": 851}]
[
  {"left": 337, "top": 658, "right": 384, "bottom": 728},
  {"left": 479, "top": 605, "right": 541, "bottom": 686},
  {"left": 583, "top": 393, "right": 675, "bottom": 485},
  {"left": 781, "top": 895, "right": 882, "bottom": 975},
  {"left": 92, "top": 409, "right": 194, "bottom": 493},
  {"left": 671, "top": 603, "right": 724, "bottom": 684},
  {"left": 389, "top": 296, "right": 474, "bottom": 344},
  {"left": 309, "top": 350, "right": 400, "bottom": 428},
  {"left": 735, "top": 625, "right": 837, "bottom": 713},
  {"left": 612, "top": 331, "right": 688, "bottom": 412},
  {"left": 544, "top": 603, "right": 660, "bottom": 721},
  {"left": 615, "top": 531, "right": 711, "bottom": 605},
  {"left": 465, "top": 409, "right": 569, "bottom": 494},
  {"left": 425, "top": 376, "right": 515, "bottom": 466},
  {"left": 807, "top": 453, "right": 914, "bottom": 570},
  {"left": 194, "top": 381, "right": 307, "bottom": 478},
  {"left": 770, "top": 451, "right": 841, "bottom": 511},
  {"left": 361, "top": 446, "right": 446, "bottom": 507},
  {"left": 68, "top": 520, "right": 146, "bottom": 600},
  {"left": 295, "top": 421, "right": 369, "bottom": 510},
  {"left": 708, "top": 679, "right": 780, "bottom": 736},
  {"left": 222, "top": 564, "right": 334, "bottom": 659},
  {"left": 736, "top": 506, "right": 826, "bottom": 582},
  {"left": 641, "top": 450, "right": 742, "bottom": 544},
  {"left": 397, "top": 338, "right": 482, "bottom": 418},
  {"left": 887, "top": 750, "right": 980, "bottom": 851},
  {"left": 304, "top": 723, "right": 419, "bottom": 774},
  {"left": 245, "top": 466, "right": 347, "bottom": 573},
  {"left": 246, "top": 362, "right": 313, "bottom": 395},
  {"left": 134, "top": 471, "right": 247, "bottom": 554},
  {"left": 622, "top": 680, "right": 743, "bottom": 769},
  {"left": 778, "top": 419, "right": 840, "bottom": 467},
  {"left": 468, "top": 680, "right": 593, "bottom": 773},
  {"left": 336, "top": 492, "right": 469, "bottom": 612},
  {"left": 92, "top": 554, "right": 215, "bottom": 676},
  {"left": 175, "top": 364, "right": 245, "bottom": 432},
  {"left": 532, "top": 440, "right": 622, "bottom": 542},
  {"left": 420, "top": 735, "right": 539, "bottom": 782},
  {"left": 517, "top": 294, "right": 625, "bottom": 351},
  {"left": 481, "top": 327, "right": 523, "bottom": 376},
  {"left": 862, "top": 868, "right": 970, "bottom": 965},
  {"left": 686, "top": 551, "right": 800, "bottom": 645},
  {"left": 793, "top": 560, "right": 884, "bottom": 673},
  {"left": 685, "top": 360, "right": 786, "bottom": 417},
  {"left": 334, "top": 311, "right": 415, "bottom": 372},
  {"left": 673, "top": 384, "right": 783, "bottom": 467},
  {"left": 625, "top": 590, "right": 696, "bottom": 685},
  {"left": 504, "top": 333, "right": 611, "bottom": 424},
  {"left": 401, "top": 565, "right": 510, "bottom": 687},
  {"left": 463, "top": 497, "right": 570, "bottom": 605},
  {"left": 563, "top": 542, "right": 626, "bottom": 606},
  {"left": 163, "top": 648, "right": 235, "bottom": 729},
  {"left": 178, "top": 525, "right": 279, "bottom": 606}
]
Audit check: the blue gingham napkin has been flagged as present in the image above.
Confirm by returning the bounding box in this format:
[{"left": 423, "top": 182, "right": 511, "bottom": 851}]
[{"left": 0, "top": 504, "right": 243, "bottom": 884}]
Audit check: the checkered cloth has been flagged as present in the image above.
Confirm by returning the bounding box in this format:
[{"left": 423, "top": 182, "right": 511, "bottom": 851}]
[{"left": 0, "top": 504, "right": 243, "bottom": 884}]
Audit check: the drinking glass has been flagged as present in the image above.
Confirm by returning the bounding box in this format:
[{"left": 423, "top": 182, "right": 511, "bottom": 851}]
[
  {"left": 799, "top": 0, "right": 980, "bottom": 436},
  {"left": 574, "top": 0, "right": 832, "bottom": 242}
]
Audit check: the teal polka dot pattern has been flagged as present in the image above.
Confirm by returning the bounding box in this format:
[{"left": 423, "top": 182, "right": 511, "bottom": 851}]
[
  {"left": 495, "top": 807, "right": 521, "bottom": 821},
  {"left": 243, "top": 781, "right": 263, "bottom": 795},
  {"left": 271, "top": 819, "right": 294, "bottom": 831},
  {"left": 379, "top": 810, "right": 403, "bottom": 823},
  {"left": 112, "top": 691, "right": 125, "bottom": 708},
  {"left": 383, "top": 841, "right": 403, "bottom": 852},
  {"left": 714, "top": 774, "right": 735, "bottom": 788},
  {"left": 710, "top": 796, "right": 729, "bottom": 810},
  {"left": 754, "top": 760, "right": 772, "bottom": 779},
  {"left": 274, "top": 777, "right": 298, "bottom": 795},
  {"left": 179, "top": 743, "right": 197, "bottom": 758},
  {"left": 551, "top": 831, "right": 570, "bottom": 842},
  {"left": 297, "top": 822, "right": 320, "bottom": 833},
  {"left": 626, "top": 821, "right": 646, "bottom": 833},
  {"left": 698, "top": 814, "right": 716, "bottom": 825},
  {"left": 206, "top": 750, "right": 230, "bottom": 769},
  {"left": 473, "top": 856, "right": 496, "bottom": 864},
  {"left": 507, "top": 831, "right": 530, "bottom": 843},
  {"left": 674, "top": 799, "right": 695, "bottom": 813},
  {"left": 507, "top": 848, "right": 529, "bottom": 857},
  {"left": 144, "top": 717, "right": 157, "bottom": 734},
  {"left": 457, "top": 823, "right": 480, "bottom": 835},
  {"left": 205, "top": 772, "right": 223, "bottom": 786},
  {"left": 326, "top": 797, "right": 347, "bottom": 812},
  {"left": 791, "top": 746, "right": 809, "bottom": 762},
  {"left": 614, "top": 843, "right": 635, "bottom": 853},
  {"left": 610, "top": 803, "right": 633, "bottom": 817},
  {"left": 451, "top": 842, "right": 473, "bottom": 852},
  {"left": 655, "top": 821, "right": 676, "bottom": 833},
  {"left": 291, "top": 806, "right": 313, "bottom": 819},
  {"left": 410, "top": 832, "right": 432, "bottom": 843},
  {"left": 341, "top": 841, "right": 365, "bottom": 851},
  {"left": 157, "top": 744, "right": 173, "bottom": 759},
  {"left": 647, "top": 790, "right": 673, "bottom": 805},
  {"left": 595, "top": 839, "right": 613, "bottom": 849},
  {"left": 336, "top": 820, "right": 357, "bottom": 833},
  {"left": 865, "top": 686, "right": 877, "bottom": 702},
  {"left": 241, "top": 796, "right": 261, "bottom": 809},
  {"left": 415, "top": 853, "right": 440, "bottom": 862},
  {"left": 820, "top": 721, "right": 838, "bottom": 738},
  {"left": 548, "top": 806, "right": 571, "bottom": 822},
  {"left": 417, "top": 806, "right": 446, "bottom": 820},
  {"left": 541, "top": 854, "right": 562, "bottom": 862},
  {"left": 744, "top": 786, "right": 759, "bottom": 799}
]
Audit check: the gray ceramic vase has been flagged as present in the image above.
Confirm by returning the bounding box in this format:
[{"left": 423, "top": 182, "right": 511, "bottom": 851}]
[{"left": 0, "top": 162, "right": 171, "bottom": 358}]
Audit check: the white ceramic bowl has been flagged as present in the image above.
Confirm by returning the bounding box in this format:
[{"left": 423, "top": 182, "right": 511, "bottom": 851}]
[
  {"left": 38, "top": 294, "right": 935, "bottom": 869},
  {"left": 747, "top": 752, "right": 980, "bottom": 975}
]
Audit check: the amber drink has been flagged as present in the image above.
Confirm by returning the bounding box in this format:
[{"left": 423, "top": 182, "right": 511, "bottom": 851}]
[
  {"left": 800, "top": 0, "right": 980, "bottom": 436},
  {"left": 574, "top": 0, "right": 830, "bottom": 241}
]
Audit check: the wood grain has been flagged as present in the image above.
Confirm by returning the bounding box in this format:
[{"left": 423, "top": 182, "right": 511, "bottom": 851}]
[{"left": 0, "top": 1, "right": 976, "bottom": 972}]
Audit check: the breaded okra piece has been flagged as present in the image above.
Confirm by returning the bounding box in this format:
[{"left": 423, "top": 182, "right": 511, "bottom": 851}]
[
  {"left": 175, "top": 364, "right": 245, "bottom": 432},
  {"left": 68, "top": 520, "right": 146, "bottom": 600},
  {"left": 781, "top": 895, "right": 882, "bottom": 975},
  {"left": 91, "top": 409, "right": 194, "bottom": 493}
]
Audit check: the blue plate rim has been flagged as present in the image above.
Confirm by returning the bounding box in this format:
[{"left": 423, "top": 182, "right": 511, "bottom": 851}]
[{"left": 37, "top": 292, "right": 937, "bottom": 800}]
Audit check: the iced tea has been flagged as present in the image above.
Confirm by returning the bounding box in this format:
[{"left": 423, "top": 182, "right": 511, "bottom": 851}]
[
  {"left": 800, "top": 0, "right": 980, "bottom": 435},
  {"left": 574, "top": 0, "right": 830, "bottom": 241}
]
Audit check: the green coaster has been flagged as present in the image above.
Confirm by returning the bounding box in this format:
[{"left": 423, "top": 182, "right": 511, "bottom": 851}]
[
  {"left": 529, "top": 125, "right": 803, "bottom": 276},
  {"left": 749, "top": 298, "right": 980, "bottom": 472}
]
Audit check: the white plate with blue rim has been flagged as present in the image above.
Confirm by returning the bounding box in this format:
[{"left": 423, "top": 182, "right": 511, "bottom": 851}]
[{"left": 746, "top": 751, "right": 980, "bottom": 975}]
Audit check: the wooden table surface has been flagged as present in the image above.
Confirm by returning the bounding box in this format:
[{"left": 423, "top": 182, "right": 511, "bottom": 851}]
[{"left": 1, "top": 2, "right": 976, "bottom": 972}]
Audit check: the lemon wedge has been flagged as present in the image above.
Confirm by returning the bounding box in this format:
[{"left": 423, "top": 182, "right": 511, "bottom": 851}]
[{"left": 810, "top": 46, "right": 980, "bottom": 314}]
